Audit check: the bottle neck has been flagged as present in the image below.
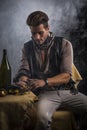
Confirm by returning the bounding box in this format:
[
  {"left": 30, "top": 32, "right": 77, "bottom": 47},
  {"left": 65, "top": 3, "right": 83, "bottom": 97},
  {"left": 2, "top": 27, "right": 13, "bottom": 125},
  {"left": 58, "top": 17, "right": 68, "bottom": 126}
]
[
  {"left": 3, "top": 49, "right": 7, "bottom": 55},
  {"left": 2, "top": 50, "right": 8, "bottom": 63},
  {"left": 1, "top": 49, "right": 11, "bottom": 69}
]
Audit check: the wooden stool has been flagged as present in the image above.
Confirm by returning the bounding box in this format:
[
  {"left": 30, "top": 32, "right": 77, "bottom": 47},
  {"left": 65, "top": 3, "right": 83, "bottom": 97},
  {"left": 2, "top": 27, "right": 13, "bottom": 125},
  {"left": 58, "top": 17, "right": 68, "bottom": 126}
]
[{"left": 51, "top": 110, "right": 78, "bottom": 130}]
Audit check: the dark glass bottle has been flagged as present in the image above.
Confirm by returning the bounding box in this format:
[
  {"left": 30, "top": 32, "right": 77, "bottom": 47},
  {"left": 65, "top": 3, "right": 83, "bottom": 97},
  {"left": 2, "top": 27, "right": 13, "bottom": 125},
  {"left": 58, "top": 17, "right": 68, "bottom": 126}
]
[{"left": 0, "top": 49, "right": 11, "bottom": 88}]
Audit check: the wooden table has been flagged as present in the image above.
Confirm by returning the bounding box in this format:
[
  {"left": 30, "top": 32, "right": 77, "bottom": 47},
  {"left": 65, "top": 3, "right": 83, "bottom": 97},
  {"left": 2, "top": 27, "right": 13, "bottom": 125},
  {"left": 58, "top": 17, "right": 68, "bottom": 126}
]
[{"left": 0, "top": 91, "right": 38, "bottom": 130}]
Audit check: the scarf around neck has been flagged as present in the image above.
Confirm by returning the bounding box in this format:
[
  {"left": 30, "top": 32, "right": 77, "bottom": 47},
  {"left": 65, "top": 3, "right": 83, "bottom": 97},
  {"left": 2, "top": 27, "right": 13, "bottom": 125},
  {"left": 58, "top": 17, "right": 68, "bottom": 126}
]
[
  {"left": 32, "top": 32, "right": 54, "bottom": 50},
  {"left": 32, "top": 32, "right": 55, "bottom": 72}
]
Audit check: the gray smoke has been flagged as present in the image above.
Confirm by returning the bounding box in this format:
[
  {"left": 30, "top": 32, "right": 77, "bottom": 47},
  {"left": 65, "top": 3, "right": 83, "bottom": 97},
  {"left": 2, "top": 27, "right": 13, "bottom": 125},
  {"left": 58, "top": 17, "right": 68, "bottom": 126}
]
[{"left": 0, "top": 0, "right": 86, "bottom": 81}]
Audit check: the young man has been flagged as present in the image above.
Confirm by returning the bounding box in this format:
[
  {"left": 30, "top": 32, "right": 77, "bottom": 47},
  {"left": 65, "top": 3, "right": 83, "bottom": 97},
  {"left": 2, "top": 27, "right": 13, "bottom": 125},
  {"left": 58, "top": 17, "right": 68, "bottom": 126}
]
[{"left": 14, "top": 11, "right": 87, "bottom": 130}]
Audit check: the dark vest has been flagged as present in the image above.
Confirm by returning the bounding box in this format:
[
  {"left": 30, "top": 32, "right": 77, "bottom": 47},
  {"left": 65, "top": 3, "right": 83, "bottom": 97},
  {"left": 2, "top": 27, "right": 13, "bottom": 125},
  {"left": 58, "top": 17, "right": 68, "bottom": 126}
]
[{"left": 24, "top": 37, "right": 63, "bottom": 80}]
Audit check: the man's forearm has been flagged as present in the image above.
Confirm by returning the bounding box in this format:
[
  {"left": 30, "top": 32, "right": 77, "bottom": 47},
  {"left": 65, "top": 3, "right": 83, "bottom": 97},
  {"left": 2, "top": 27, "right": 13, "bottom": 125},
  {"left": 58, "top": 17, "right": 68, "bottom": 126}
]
[{"left": 47, "top": 73, "right": 70, "bottom": 86}]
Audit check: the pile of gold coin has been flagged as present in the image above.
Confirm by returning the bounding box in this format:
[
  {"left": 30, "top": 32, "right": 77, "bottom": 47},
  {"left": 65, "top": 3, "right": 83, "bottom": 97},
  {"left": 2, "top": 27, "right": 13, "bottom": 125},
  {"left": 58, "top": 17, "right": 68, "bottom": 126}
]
[{"left": 0, "top": 88, "right": 7, "bottom": 97}]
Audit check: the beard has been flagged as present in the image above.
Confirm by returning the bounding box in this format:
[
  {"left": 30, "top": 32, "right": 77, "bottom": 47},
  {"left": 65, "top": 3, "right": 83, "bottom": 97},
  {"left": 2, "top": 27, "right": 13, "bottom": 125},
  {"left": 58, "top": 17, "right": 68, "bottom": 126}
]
[
  {"left": 32, "top": 33, "right": 54, "bottom": 50},
  {"left": 32, "top": 35, "right": 49, "bottom": 45}
]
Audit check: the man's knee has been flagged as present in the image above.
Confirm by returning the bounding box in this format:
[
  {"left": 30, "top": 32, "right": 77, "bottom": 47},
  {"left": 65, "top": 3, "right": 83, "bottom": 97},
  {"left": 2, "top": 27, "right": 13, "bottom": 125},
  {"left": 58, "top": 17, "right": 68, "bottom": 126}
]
[{"left": 37, "top": 99, "right": 52, "bottom": 122}]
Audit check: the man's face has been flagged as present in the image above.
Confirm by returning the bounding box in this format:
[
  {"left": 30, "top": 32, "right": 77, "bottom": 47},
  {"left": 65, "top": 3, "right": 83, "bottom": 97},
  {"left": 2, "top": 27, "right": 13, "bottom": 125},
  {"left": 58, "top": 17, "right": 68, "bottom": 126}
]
[{"left": 30, "top": 24, "right": 50, "bottom": 44}]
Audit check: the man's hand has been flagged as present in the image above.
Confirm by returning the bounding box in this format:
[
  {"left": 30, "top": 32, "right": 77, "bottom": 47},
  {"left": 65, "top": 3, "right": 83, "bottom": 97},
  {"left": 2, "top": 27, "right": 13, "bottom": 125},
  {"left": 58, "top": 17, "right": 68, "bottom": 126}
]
[
  {"left": 29, "top": 79, "right": 46, "bottom": 90},
  {"left": 14, "top": 80, "right": 28, "bottom": 89},
  {"left": 14, "top": 76, "right": 46, "bottom": 91},
  {"left": 13, "top": 76, "right": 29, "bottom": 90}
]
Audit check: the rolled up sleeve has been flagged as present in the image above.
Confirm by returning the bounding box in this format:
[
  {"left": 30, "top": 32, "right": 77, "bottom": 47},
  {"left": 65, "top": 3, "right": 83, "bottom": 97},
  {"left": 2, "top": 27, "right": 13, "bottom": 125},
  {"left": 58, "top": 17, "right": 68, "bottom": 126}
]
[
  {"left": 60, "top": 38, "right": 73, "bottom": 75},
  {"left": 13, "top": 47, "right": 31, "bottom": 82}
]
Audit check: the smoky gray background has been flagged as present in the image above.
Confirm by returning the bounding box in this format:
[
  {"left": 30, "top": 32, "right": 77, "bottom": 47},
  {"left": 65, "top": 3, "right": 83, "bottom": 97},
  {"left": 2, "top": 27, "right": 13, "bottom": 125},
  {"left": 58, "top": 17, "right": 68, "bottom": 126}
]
[{"left": 0, "top": 0, "right": 87, "bottom": 93}]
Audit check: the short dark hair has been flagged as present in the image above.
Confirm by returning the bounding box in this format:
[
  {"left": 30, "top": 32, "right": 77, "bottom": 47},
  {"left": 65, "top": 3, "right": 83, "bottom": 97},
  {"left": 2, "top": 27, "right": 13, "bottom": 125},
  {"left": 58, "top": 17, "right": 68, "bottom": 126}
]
[{"left": 26, "top": 11, "right": 49, "bottom": 28}]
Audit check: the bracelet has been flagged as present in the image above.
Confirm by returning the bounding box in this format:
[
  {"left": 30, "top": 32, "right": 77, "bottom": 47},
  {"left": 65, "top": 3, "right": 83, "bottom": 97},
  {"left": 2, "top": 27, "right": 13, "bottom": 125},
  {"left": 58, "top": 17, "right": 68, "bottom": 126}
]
[{"left": 44, "top": 79, "right": 48, "bottom": 86}]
